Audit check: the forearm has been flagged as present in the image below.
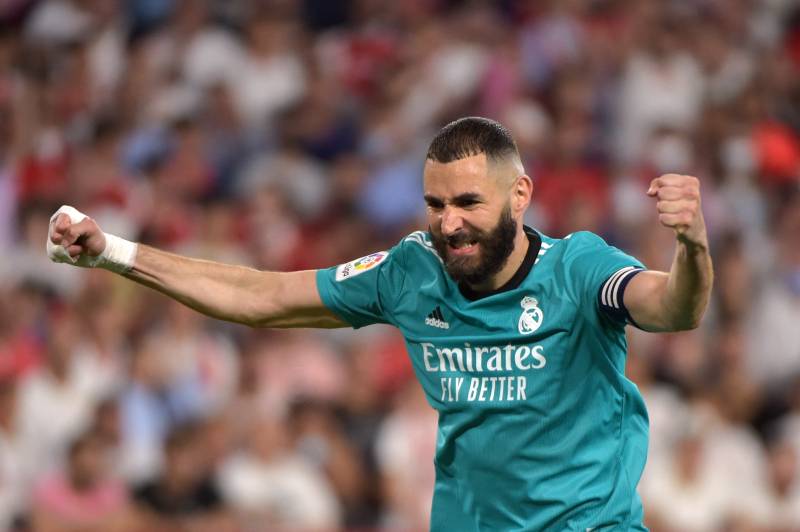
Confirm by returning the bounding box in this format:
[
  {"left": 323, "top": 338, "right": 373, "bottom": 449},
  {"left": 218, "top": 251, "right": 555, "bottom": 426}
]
[
  {"left": 626, "top": 239, "right": 713, "bottom": 332},
  {"left": 122, "top": 245, "right": 341, "bottom": 328},
  {"left": 123, "top": 245, "right": 275, "bottom": 325},
  {"left": 661, "top": 238, "right": 714, "bottom": 330}
]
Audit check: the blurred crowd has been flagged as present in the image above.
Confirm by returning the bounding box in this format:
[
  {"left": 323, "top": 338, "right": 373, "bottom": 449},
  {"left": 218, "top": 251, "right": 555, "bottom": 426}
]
[{"left": 0, "top": 0, "right": 799, "bottom": 530}]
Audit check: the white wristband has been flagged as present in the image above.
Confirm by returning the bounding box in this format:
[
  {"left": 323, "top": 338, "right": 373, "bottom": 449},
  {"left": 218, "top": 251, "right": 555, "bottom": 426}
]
[
  {"left": 47, "top": 205, "right": 138, "bottom": 273},
  {"left": 99, "top": 232, "right": 138, "bottom": 274}
]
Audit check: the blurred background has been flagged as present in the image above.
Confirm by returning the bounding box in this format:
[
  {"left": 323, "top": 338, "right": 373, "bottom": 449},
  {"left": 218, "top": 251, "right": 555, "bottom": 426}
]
[{"left": 0, "top": 0, "right": 799, "bottom": 530}]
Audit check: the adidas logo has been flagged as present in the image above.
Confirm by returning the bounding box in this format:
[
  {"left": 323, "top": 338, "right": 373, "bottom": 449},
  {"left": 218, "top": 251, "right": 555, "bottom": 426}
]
[{"left": 425, "top": 306, "right": 450, "bottom": 329}]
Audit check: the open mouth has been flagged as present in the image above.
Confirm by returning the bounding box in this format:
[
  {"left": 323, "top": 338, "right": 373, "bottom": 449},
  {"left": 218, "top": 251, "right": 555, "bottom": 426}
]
[{"left": 448, "top": 240, "right": 479, "bottom": 255}]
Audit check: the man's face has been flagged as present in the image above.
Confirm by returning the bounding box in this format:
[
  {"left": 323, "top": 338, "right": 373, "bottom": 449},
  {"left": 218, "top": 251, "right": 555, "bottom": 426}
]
[{"left": 424, "top": 153, "right": 518, "bottom": 286}]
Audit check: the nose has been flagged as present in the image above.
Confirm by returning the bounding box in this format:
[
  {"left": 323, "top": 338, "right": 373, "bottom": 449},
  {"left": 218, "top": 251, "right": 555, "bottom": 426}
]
[{"left": 440, "top": 206, "right": 464, "bottom": 236}]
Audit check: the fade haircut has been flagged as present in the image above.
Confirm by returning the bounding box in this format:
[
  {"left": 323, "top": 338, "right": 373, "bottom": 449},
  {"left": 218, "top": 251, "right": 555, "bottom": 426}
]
[{"left": 426, "top": 117, "right": 520, "bottom": 165}]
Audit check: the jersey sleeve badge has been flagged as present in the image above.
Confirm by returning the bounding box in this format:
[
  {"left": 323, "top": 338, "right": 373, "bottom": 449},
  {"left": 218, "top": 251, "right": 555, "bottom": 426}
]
[{"left": 335, "top": 251, "right": 389, "bottom": 281}]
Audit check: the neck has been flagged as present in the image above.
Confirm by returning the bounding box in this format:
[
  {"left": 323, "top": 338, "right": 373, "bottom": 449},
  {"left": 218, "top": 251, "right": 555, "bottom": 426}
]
[{"left": 468, "top": 228, "right": 530, "bottom": 292}]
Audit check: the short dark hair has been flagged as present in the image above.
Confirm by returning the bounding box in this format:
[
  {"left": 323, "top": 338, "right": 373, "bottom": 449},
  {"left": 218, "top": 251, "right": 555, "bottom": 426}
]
[{"left": 426, "top": 117, "right": 519, "bottom": 164}]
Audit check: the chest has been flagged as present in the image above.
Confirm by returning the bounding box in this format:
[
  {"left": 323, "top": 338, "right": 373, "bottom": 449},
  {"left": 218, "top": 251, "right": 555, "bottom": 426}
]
[
  {"left": 393, "top": 277, "right": 589, "bottom": 410},
  {"left": 395, "top": 273, "right": 576, "bottom": 343}
]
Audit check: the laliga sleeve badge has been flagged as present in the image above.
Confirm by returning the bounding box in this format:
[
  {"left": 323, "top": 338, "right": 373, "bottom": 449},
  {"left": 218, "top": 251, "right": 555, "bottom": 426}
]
[{"left": 335, "top": 251, "right": 389, "bottom": 281}]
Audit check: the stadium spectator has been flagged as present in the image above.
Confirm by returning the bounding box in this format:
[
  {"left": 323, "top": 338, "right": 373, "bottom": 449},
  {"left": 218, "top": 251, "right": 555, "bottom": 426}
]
[
  {"left": 0, "top": 376, "right": 24, "bottom": 530},
  {"left": 375, "top": 379, "right": 437, "bottom": 531},
  {"left": 133, "top": 423, "right": 234, "bottom": 532},
  {"left": 16, "top": 305, "right": 99, "bottom": 482},
  {"left": 218, "top": 413, "right": 341, "bottom": 531},
  {"left": 289, "top": 398, "right": 368, "bottom": 525},
  {"left": 30, "top": 429, "right": 140, "bottom": 532}
]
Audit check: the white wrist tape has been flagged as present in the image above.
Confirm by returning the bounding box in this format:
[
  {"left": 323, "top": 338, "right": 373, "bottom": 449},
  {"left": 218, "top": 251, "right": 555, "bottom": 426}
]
[{"left": 47, "top": 205, "right": 138, "bottom": 274}]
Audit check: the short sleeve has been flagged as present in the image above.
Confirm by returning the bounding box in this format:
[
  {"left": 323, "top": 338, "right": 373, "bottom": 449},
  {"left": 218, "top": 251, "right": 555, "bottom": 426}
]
[
  {"left": 565, "top": 232, "right": 646, "bottom": 327},
  {"left": 316, "top": 248, "right": 407, "bottom": 329}
]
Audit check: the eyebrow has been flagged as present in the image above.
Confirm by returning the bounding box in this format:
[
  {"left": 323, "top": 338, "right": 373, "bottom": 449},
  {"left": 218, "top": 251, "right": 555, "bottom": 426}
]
[{"left": 424, "top": 192, "right": 484, "bottom": 205}]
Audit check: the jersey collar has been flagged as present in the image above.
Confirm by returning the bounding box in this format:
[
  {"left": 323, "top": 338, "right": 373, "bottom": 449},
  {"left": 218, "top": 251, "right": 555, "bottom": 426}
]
[{"left": 458, "top": 226, "right": 541, "bottom": 301}]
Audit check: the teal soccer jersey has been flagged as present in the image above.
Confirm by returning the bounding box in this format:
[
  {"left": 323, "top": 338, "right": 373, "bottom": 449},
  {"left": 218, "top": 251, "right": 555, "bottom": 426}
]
[{"left": 317, "top": 227, "right": 649, "bottom": 531}]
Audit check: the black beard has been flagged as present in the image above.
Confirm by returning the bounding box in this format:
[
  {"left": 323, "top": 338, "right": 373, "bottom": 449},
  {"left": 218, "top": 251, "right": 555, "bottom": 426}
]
[{"left": 430, "top": 206, "right": 517, "bottom": 286}]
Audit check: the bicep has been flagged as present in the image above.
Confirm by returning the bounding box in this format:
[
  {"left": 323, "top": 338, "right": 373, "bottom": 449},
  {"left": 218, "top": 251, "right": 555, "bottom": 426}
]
[
  {"left": 254, "top": 270, "right": 349, "bottom": 329},
  {"left": 623, "top": 270, "right": 671, "bottom": 332}
]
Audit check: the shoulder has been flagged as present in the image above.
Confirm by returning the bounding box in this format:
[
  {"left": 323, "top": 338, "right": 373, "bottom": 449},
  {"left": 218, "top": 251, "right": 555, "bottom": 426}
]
[
  {"left": 324, "top": 231, "right": 441, "bottom": 286},
  {"left": 532, "top": 230, "right": 606, "bottom": 262},
  {"left": 543, "top": 231, "right": 614, "bottom": 263},
  {"left": 396, "top": 230, "right": 444, "bottom": 267},
  {"left": 561, "top": 231, "right": 609, "bottom": 251},
  {"left": 399, "top": 231, "right": 442, "bottom": 259},
  {"left": 342, "top": 230, "right": 441, "bottom": 270},
  {"left": 536, "top": 230, "right": 636, "bottom": 288}
]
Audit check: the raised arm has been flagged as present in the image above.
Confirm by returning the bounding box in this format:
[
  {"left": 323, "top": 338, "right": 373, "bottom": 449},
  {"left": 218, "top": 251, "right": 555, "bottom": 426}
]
[
  {"left": 623, "top": 174, "right": 714, "bottom": 332},
  {"left": 47, "top": 206, "right": 347, "bottom": 329}
]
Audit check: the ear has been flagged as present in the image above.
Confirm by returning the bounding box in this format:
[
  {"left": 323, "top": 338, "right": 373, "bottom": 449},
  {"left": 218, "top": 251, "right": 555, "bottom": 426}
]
[{"left": 511, "top": 174, "right": 533, "bottom": 216}]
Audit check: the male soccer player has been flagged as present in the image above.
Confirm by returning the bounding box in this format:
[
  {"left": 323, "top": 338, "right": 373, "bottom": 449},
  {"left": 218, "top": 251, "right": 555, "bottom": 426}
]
[{"left": 47, "top": 117, "right": 712, "bottom": 530}]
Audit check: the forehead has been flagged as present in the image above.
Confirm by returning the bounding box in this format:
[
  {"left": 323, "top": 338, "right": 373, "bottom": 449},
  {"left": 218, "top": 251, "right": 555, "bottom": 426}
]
[{"left": 423, "top": 153, "right": 499, "bottom": 198}]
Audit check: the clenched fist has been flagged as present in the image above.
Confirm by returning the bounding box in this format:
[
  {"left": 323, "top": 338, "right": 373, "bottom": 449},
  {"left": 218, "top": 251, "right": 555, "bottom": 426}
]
[
  {"left": 47, "top": 206, "right": 137, "bottom": 273},
  {"left": 48, "top": 207, "right": 106, "bottom": 262},
  {"left": 647, "top": 174, "right": 708, "bottom": 248}
]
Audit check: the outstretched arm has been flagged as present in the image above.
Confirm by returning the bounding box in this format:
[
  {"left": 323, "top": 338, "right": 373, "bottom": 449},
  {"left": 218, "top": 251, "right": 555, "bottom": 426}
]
[
  {"left": 48, "top": 207, "right": 347, "bottom": 329},
  {"left": 624, "top": 174, "right": 714, "bottom": 332},
  {"left": 124, "top": 246, "right": 345, "bottom": 328}
]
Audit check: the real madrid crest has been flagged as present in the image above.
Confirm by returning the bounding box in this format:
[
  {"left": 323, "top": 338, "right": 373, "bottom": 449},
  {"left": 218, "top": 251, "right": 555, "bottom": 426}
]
[{"left": 518, "top": 296, "right": 543, "bottom": 335}]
